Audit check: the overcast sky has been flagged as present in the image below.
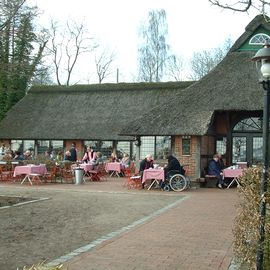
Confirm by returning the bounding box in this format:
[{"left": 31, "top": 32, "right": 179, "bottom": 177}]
[{"left": 29, "top": 0, "right": 259, "bottom": 83}]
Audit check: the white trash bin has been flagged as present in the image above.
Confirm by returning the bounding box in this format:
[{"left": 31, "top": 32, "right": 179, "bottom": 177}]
[{"left": 74, "top": 167, "right": 84, "bottom": 184}]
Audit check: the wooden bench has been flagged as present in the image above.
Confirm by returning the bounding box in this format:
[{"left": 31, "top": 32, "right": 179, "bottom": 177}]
[{"left": 197, "top": 175, "right": 218, "bottom": 188}]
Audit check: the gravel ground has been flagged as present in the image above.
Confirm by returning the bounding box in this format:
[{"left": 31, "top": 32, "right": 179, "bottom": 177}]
[{"left": 0, "top": 182, "right": 184, "bottom": 270}]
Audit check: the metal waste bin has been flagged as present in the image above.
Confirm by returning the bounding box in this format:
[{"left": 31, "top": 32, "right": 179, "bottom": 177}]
[{"left": 74, "top": 167, "right": 84, "bottom": 184}]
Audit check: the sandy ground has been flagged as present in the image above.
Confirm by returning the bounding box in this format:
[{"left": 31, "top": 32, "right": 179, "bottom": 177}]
[{"left": 0, "top": 179, "right": 184, "bottom": 270}]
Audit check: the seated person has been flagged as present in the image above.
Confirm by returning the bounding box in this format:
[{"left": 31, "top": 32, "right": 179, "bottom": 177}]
[
  {"left": 64, "top": 150, "right": 72, "bottom": 161},
  {"left": 208, "top": 154, "right": 225, "bottom": 189},
  {"left": 217, "top": 152, "right": 225, "bottom": 171},
  {"left": 139, "top": 154, "right": 154, "bottom": 189},
  {"left": 24, "top": 150, "right": 33, "bottom": 160},
  {"left": 82, "top": 146, "right": 97, "bottom": 163},
  {"left": 13, "top": 151, "right": 24, "bottom": 161},
  {"left": 164, "top": 155, "right": 184, "bottom": 178},
  {"left": 110, "top": 152, "right": 119, "bottom": 162},
  {"left": 92, "top": 152, "right": 104, "bottom": 168},
  {"left": 121, "top": 153, "right": 130, "bottom": 168}
]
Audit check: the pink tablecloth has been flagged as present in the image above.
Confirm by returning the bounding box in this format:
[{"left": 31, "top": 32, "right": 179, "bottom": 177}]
[
  {"left": 13, "top": 165, "right": 47, "bottom": 177},
  {"left": 223, "top": 168, "right": 243, "bottom": 178},
  {"left": 105, "top": 162, "right": 122, "bottom": 173},
  {"left": 142, "top": 169, "right": 164, "bottom": 183},
  {"left": 80, "top": 163, "right": 95, "bottom": 172}
]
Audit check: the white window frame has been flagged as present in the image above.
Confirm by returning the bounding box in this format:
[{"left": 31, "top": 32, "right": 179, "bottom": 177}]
[{"left": 249, "top": 33, "right": 270, "bottom": 45}]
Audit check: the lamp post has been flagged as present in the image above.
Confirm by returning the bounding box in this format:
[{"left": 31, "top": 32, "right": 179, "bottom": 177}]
[{"left": 252, "top": 40, "right": 270, "bottom": 270}]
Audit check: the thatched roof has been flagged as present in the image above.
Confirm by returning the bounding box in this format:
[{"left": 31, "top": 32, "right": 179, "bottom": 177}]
[
  {"left": 120, "top": 15, "right": 268, "bottom": 136},
  {"left": 0, "top": 82, "right": 194, "bottom": 140}
]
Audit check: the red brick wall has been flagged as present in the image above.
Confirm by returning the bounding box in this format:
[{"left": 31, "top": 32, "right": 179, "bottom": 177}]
[{"left": 173, "top": 135, "right": 201, "bottom": 179}]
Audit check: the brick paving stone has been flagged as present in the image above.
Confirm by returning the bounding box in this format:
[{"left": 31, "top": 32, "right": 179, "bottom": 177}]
[{"left": 60, "top": 188, "right": 239, "bottom": 270}]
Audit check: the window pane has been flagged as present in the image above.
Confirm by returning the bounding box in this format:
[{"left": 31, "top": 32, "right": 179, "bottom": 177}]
[
  {"left": 37, "top": 140, "right": 50, "bottom": 154},
  {"left": 117, "top": 141, "right": 130, "bottom": 157},
  {"left": 253, "top": 137, "right": 263, "bottom": 164},
  {"left": 51, "top": 140, "right": 64, "bottom": 152},
  {"left": 216, "top": 138, "right": 226, "bottom": 155},
  {"left": 11, "top": 140, "right": 23, "bottom": 152},
  {"left": 156, "top": 136, "right": 171, "bottom": 159},
  {"left": 24, "top": 140, "right": 35, "bottom": 152},
  {"left": 140, "top": 136, "right": 155, "bottom": 160},
  {"left": 232, "top": 137, "right": 246, "bottom": 163},
  {"left": 249, "top": 33, "right": 270, "bottom": 45},
  {"left": 182, "top": 138, "right": 191, "bottom": 155},
  {"left": 233, "top": 117, "right": 262, "bottom": 131}
]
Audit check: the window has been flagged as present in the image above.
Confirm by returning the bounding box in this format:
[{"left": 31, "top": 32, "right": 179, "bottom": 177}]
[
  {"left": 23, "top": 140, "right": 35, "bottom": 152},
  {"left": 37, "top": 140, "right": 64, "bottom": 154},
  {"left": 249, "top": 33, "right": 270, "bottom": 45},
  {"left": 232, "top": 137, "right": 246, "bottom": 163},
  {"left": 51, "top": 140, "right": 64, "bottom": 152},
  {"left": 139, "top": 136, "right": 171, "bottom": 160},
  {"left": 156, "top": 136, "right": 171, "bottom": 159},
  {"left": 84, "top": 140, "right": 113, "bottom": 158},
  {"left": 117, "top": 141, "right": 131, "bottom": 157},
  {"left": 11, "top": 140, "right": 22, "bottom": 152},
  {"left": 253, "top": 137, "right": 263, "bottom": 164},
  {"left": 233, "top": 117, "right": 262, "bottom": 131},
  {"left": 216, "top": 137, "right": 227, "bottom": 155},
  {"left": 140, "top": 137, "right": 155, "bottom": 159},
  {"left": 182, "top": 136, "right": 191, "bottom": 155},
  {"left": 37, "top": 140, "right": 50, "bottom": 154}
]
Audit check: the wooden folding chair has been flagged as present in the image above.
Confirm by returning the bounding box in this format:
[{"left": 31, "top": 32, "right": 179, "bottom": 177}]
[
  {"left": 44, "top": 165, "right": 59, "bottom": 183},
  {"left": 0, "top": 165, "right": 13, "bottom": 182},
  {"left": 61, "top": 163, "right": 74, "bottom": 183},
  {"left": 126, "top": 173, "right": 142, "bottom": 189}
]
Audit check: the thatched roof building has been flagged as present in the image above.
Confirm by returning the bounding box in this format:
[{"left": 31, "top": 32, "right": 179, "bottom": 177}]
[
  {"left": 121, "top": 14, "right": 269, "bottom": 136},
  {"left": 0, "top": 82, "right": 193, "bottom": 141}
]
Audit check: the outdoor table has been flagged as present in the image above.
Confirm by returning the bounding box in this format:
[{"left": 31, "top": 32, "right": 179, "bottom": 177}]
[
  {"left": 223, "top": 168, "right": 243, "bottom": 189},
  {"left": 105, "top": 162, "right": 122, "bottom": 177},
  {"left": 80, "top": 163, "right": 95, "bottom": 172},
  {"left": 79, "top": 163, "right": 95, "bottom": 178},
  {"left": 13, "top": 164, "right": 47, "bottom": 185},
  {"left": 142, "top": 168, "right": 164, "bottom": 190}
]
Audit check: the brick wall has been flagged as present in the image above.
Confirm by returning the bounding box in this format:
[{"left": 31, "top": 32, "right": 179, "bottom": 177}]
[{"left": 173, "top": 135, "right": 201, "bottom": 180}]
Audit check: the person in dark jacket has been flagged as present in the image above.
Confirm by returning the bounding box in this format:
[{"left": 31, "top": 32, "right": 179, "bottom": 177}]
[
  {"left": 208, "top": 154, "right": 224, "bottom": 189},
  {"left": 165, "top": 155, "right": 182, "bottom": 174},
  {"left": 161, "top": 155, "right": 184, "bottom": 189},
  {"left": 69, "top": 143, "right": 77, "bottom": 162}
]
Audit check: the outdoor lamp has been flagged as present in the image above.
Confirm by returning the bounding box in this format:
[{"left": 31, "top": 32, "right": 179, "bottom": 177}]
[
  {"left": 252, "top": 40, "right": 270, "bottom": 270},
  {"left": 261, "top": 61, "right": 270, "bottom": 78}
]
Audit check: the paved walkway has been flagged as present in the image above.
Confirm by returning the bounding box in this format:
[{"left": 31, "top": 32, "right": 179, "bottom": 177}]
[{"left": 61, "top": 187, "right": 239, "bottom": 270}]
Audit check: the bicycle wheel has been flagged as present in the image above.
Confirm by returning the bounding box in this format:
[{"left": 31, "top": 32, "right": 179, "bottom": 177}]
[{"left": 169, "top": 174, "right": 187, "bottom": 192}]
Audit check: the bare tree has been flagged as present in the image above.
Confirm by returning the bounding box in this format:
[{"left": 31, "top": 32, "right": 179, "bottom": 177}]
[
  {"left": 137, "top": 9, "right": 169, "bottom": 82},
  {"left": 166, "top": 55, "right": 184, "bottom": 81},
  {"left": 94, "top": 46, "right": 116, "bottom": 83},
  {"left": 189, "top": 37, "right": 232, "bottom": 80},
  {"left": 208, "top": 0, "right": 270, "bottom": 16},
  {"left": 48, "top": 20, "right": 94, "bottom": 86}
]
